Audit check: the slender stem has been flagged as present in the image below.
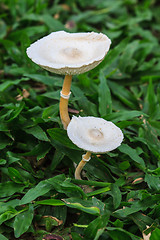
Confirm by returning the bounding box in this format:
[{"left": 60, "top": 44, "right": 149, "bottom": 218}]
[
  {"left": 75, "top": 151, "right": 91, "bottom": 180},
  {"left": 75, "top": 161, "right": 86, "bottom": 180},
  {"left": 59, "top": 75, "right": 72, "bottom": 129}
]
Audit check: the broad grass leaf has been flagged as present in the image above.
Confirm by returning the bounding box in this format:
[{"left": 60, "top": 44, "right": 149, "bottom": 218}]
[
  {"left": 115, "top": 206, "right": 140, "bottom": 218},
  {"left": 108, "top": 229, "right": 131, "bottom": 240},
  {"left": 7, "top": 151, "right": 24, "bottom": 165},
  {"left": 0, "top": 107, "right": 13, "bottom": 121},
  {"left": 42, "top": 104, "right": 59, "bottom": 119},
  {"left": 148, "top": 167, "right": 160, "bottom": 176},
  {"left": 20, "top": 32, "right": 31, "bottom": 61},
  {"left": 24, "top": 73, "right": 57, "bottom": 87},
  {"left": 49, "top": 180, "right": 86, "bottom": 198},
  {"left": 144, "top": 173, "right": 160, "bottom": 191},
  {"left": 108, "top": 81, "right": 138, "bottom": 109},
  {"left": 20, "top": 181, "right": 53, "bottom": 205},
  {"left": 53, "top": 205, "right": 67, "bottom": 226},
  {"left": 0, "top": 182, "right": 25, "bottom": 198},
  {"left": 85, "top": 156, "right": 113, "bottom": 182},
  {"left": 36, "top": 199, "right": 65, "bottom": 206},
  {"left": 0, "top": 199, "right": 20, "bottom": 215},
  {"left": 100, "top": 38, "right": 130, "bottom": 73},
  {"left": 130, "top": 212, "right": 153, "bottom": 232},
  {"left": 14, "top": 205, "right": 34, "bottom": 238},
  {"left": 42, "top": 90, "right": 60, "bottom": 100},
  {"left": 104, "top": 110, "right": 147, "bottom": 122},
  {"left": 72, "top": 179, "right": 111, "bottom": 188},
  {"left": 85, "top": 162, "right": 112, "bottom": 182},
  {"left": 138, "top": 56, "right": 157, "bottom": 72},
  {"left": 142, "top": 122, "right": 160, "bottom": 157},
  {"left": 26, "top": 106, "right": 42, "bottom": 118},
  {"left": 70, "top": 10, "right": 96, "bottom": 22},
  {"left": 119, "top": 144, "right": 145, "bottom": 169},
  {"left": 129, "top": 25, "right": 157, "bottom": 44},
  {"left": 86, "top": 187, "right": 110, "bottom": 198},
  {"left": 136, "top": 6, "right": 152, "bottom": 21},
  {"left": 21, "top": 13, "right": 46, "bottom": 22},
  {"left": 0, "top": 78, "right": 28, "bottom": 92},
  {"left": 98, "top": 71, "right": 112, "bottom": 117},
  {"left": 0, "top": 20, "right": 7, "bottom": 39},
  {"left": 119, "top": 40, "right": 139, "bottom": 73},
  {"left": 78, "top": 73, "right": 91, "bottom": 88},
  {"left": 0, "top": 208, "right": 17, "bottom": 225},
  {"left": 0, "top": 133, "right": 12, "bottom": 150},
  {"left": 6, "top": 102, "right": 25, "bottom": 122},
  {"left": 94, "top": 228, "right": 106, "bottom": 240},
  {"left": 8, "top": 167, "right": 24, "bottom": 184},
  {"left": 50, "top": 149, "right": 64, "bottom": 171},
  {"left": 0, "top": 39, "right": 22, "bottom": 63},
  {"left": 42, "top": 14, "right": 65, "bottom": 31},
  {"left": 0, "top": 123, "right": 8, "bottom": 131},
  {"left": 21, "top": 175, "right": 65, "bottom": 205},
  {"left": 18, "top": 158, "right": 36, "bottom": 176},
  {"left": 150, "top": 228, "right": 160, "bottom": 240},
  {"left": 111, "top": 183, "right": 122, "bottom": 209},
  {"left": 143, "top": 79, "right": 158, "bottom": 118},
  {"left": 106, "top": 227, "right": 139, "bottom": 240},
  {"left": 91, "top": 197, "right": 106, "bottom": 215},
  {"left": 71, "top": 232, "right": 83, "bottom": 240},
  {"left": 63, "top": 198, "right": 100, "bottom": 216},
  {"left": 140, "top": 73, "right": 160, "bottom": 83},
  {"left": 0, "top": 159, "right": 6, "bottom": 165},
  {"left": 117, "top": 120, "right": 142, "bottom": 129},
  {"left": 115, "top": 195, "right": 159, "bottom": 219},
  {"left": 4, "top": 65, "right": 29, "bottom": 76},
  {"left": 24, "top": 125, "right": 49, "bottom": 142},
  {"left": 0, "top": 234, "right": 8, "bottom": 240},
  {"left": 149, "top": 120, "right": 160, "bottom": 134},
  {"left": 72, "top": 85, "right": 98, "bottom": 116},
  {"left": 22, "top": 142, "right": 51, "bottom": 161},
  {"left": 50, "top": 139, "right": 82, "bottom": 164},
  {"left": 119, "top": 160, "right": 130, "bottom": 170},
  {"left": 48, "top": 128, "right": 80, "bottom": 150},
  {"left": 83, "top": 214, "right": 109, "bottom": 240},
  {"left": 9, "top": 26, "right": 47, "bottom": 42}
]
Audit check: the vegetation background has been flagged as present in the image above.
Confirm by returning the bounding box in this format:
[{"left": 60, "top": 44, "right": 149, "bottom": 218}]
[{"left": 0, "top": 0, "right": 160, "bottom": 239}]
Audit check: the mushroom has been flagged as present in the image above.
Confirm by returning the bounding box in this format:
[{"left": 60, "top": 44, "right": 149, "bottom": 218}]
[
  {"left": 67, "top": 116, "right": 124, "bottom": 179},
  {"left": 26, "top": 31, "right": 111, "bottom": 129}
]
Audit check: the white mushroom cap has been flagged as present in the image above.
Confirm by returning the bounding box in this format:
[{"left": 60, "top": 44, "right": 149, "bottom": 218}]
[
  {"left": 67, "top": 116, "right": 123, "bottom": 153},
  {"left": 26, "top": 31, "right": 111, "bottom": 75}
]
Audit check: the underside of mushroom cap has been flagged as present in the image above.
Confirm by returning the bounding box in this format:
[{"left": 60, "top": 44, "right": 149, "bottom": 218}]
[
  {"left": 67, "top": 116, "right": 124, "bottom": 153},
  {"left": 26, "top": 31, "right": 111, "bottom": 75}
]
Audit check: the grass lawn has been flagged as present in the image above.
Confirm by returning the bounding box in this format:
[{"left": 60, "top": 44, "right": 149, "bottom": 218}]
[{"left": 0, "top": 0, "right": 160, "bottom": 239}]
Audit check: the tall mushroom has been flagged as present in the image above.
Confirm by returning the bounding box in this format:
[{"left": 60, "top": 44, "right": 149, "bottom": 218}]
[
  {"left": 26, "top": 31, "right": 111, "bottom": 129},
  {"left": 67, "top": 116, "right": 124, "bottom": 180}
]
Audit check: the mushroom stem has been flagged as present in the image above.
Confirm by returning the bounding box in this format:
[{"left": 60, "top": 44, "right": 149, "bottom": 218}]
[
  {"left": 75, "top": 151, "right": 91, "bottom": 180},
  {"left": 59, "top": 75, "right": 72, "bottom": 129}
]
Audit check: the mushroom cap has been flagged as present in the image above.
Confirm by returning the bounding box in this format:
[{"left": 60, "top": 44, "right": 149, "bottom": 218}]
[
  {"left": 67, "top": 116, "right": 123, "bottom": 153},
  {"left": 26, "top": 31, "right": 111, "bottom": 75}
]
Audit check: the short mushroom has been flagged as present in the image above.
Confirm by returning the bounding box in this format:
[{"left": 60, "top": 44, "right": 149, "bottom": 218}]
[
  {"left": 26, "top": 31, "right": 111, "bottom": 129},
  {"left": 67, "top": 116, "right": 124, "bottom": 179}
]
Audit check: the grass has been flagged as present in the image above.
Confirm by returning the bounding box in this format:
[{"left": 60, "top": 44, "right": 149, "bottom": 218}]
[{"left": 0, "top": 0, "right": 160, "bottom": 239}]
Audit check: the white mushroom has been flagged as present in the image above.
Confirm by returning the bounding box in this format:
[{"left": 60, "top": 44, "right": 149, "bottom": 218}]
[
  {"left": 26, "top": 31, "right": 111, "bottom": 75},
  {"left": 67, "top": 116, "right": 123, "bottom": 153},
  {"left": 26, "top": 31, "right": 111, "bottom": 130}
]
